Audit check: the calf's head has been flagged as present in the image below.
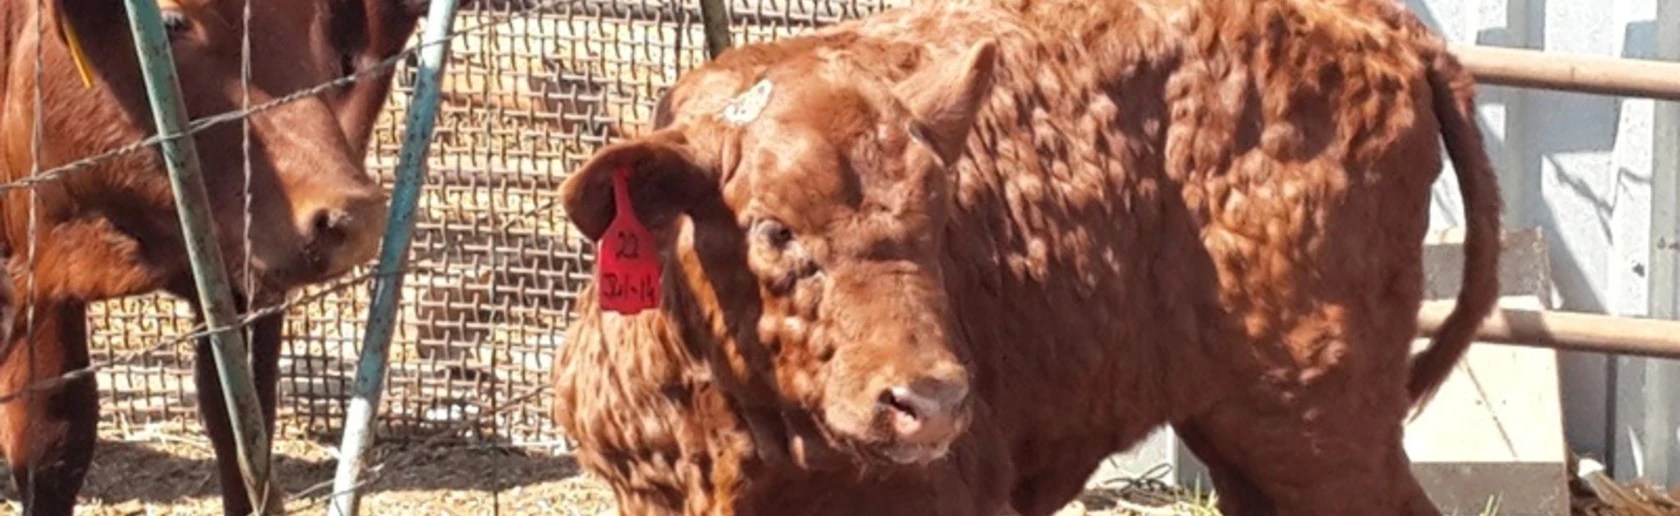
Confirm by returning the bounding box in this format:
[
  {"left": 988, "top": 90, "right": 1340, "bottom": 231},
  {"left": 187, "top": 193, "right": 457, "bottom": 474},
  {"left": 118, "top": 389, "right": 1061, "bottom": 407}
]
[
  {"left": 3, "top": 0, "right": 422, "bottom": 296},
  {"left": 562, "top": 40, "right": 999, "bottom": 466}
]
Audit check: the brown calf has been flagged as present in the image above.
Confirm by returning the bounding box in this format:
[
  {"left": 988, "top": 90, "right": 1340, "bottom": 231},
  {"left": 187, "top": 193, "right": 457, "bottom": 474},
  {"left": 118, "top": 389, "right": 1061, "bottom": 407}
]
[
  {"left": 553, "top": 0, "right": 1500, "bottom": 514},
  {"left": 0, "top": 1, "right": 424, "bottom": 514}
]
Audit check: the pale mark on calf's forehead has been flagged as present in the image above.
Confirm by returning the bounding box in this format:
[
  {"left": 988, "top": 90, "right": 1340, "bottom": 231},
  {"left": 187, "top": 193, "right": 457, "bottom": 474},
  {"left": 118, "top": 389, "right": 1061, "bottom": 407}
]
[{"left": 719, "top": 79, "right": 774, "bottom": 126}]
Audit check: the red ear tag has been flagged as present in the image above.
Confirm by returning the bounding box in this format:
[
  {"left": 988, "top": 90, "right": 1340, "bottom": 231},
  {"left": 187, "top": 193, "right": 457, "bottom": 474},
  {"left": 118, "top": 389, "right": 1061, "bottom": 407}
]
[{"left": 596, "top": 165, "right": 662, "bottom": 315}]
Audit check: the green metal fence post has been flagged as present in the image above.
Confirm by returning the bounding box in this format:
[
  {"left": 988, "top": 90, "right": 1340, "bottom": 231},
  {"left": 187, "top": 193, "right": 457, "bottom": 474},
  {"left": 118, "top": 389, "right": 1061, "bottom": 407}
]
[
  {"left": 328, "top": 1, "right": 460, "bottom": 514},
  {"left": 120, "top": 0, "right": 273, "bottom": 508},
  {"left": 699, "top": 0, "right": 733, "bottom": 59}
]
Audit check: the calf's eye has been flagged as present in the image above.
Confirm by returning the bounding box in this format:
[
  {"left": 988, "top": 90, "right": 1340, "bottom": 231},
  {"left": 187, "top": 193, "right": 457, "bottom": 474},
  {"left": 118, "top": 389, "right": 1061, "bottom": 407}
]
[
  {"left": 161, "top": 11, "right": 191, "bottom": 39},
  {"left": 341, "top": 52, "right": 359, "bottom": 79},
  {"left": 756, "top": 219, "right": 795, "bottom": 250}
]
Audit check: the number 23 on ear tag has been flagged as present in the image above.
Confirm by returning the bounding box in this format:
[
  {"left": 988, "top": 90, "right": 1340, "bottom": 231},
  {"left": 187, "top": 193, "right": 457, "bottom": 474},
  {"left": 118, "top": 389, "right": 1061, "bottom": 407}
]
[{"left": 596, "top": 165, "right": 662, "bottom": 315}]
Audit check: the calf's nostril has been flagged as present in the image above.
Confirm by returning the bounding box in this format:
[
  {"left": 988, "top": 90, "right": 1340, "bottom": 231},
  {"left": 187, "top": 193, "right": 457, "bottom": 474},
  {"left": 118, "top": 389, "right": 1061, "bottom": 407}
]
[
  {"left": 881, "top": 379, "right": 970, "bottom": 445},
  {"left": 306, "top": 209, "right": 350, "bottom": 246},
  {"left": 883, "top": 380, "right": 967, "bottom": 421},
  {"left": 882, "top": 387, "right": 926, "bottom": 420}
]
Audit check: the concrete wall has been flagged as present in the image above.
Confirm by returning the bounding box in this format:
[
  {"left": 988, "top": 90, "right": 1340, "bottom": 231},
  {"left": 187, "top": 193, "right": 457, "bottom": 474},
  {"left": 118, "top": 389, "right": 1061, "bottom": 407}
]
[{"left": 1409, "top": 0, "right": 1680, "bottom": 487}]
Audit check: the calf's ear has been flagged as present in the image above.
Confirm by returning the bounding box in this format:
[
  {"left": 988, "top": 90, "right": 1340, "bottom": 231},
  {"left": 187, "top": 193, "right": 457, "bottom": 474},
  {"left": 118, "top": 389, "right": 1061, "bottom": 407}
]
[
  {"left": 895, "top": 39, "right": 1000, "bottom": 166},
  {"left": 560, "top": 127, "right": 718, "bottom": 242}
]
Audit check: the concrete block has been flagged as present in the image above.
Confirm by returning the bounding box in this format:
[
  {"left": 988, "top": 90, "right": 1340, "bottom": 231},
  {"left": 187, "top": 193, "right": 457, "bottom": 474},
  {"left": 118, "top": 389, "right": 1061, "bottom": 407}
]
[
  {"left": 1404, "top": 294, "right": 1570, "bottom": 515},
  {"left": 1405, "top": 227, "right": 1569, "bottom": 515},
  {"left": 1084, "top": 426, "right": 1182, "bottom": 489}
]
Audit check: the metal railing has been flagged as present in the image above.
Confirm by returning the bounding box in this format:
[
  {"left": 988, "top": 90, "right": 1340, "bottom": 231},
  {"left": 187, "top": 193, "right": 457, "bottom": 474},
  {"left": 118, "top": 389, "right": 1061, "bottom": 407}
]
[{"left": 1416, "top": 44, "right": 1680, "bottom": 360}]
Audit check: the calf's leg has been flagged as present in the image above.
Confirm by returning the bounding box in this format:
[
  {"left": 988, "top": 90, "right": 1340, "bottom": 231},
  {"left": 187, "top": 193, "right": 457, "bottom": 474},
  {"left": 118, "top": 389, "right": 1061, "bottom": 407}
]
[
  {"left": 1184, "top": 358, "right": 1440, "bottom": 515},
  {"left": 195, "top": 310, "right": 285, "bottom": 516},
  {"left": 1006, "top": 444, "right": 1105, "bottom": 516},
  {"left": 0, "top": 301, "right": 97, "bottom": 516},
  {"left": 1172, "top": 417, "right": 1273, "bottom": 515}
]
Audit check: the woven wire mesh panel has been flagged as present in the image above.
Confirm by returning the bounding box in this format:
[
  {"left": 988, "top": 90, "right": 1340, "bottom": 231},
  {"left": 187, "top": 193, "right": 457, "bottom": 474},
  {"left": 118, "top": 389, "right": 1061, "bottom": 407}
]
[
  {"left": 89, "top": 296, "right": 202, "bottom": 433},
  {"left": 88, "top": 0, "right": 906, "bottom": 448}
]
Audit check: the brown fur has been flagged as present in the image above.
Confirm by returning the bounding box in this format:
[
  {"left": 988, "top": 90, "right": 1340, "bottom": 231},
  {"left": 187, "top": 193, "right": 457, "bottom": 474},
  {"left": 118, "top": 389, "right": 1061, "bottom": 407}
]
[
  {"left": 0, "top": 1, "right": 423, "bottom": 514},
  {"left": 552, "top": 0, "right": 1501, "bottom": 515}
]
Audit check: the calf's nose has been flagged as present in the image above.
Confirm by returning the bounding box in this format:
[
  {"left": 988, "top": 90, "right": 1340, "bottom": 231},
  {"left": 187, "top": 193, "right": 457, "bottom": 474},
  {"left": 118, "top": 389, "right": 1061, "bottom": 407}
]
[
  {"left": 881, "top": 377, "right": 969, "bottom": 444},
  {"left": 305, "top": 208, "right": 352, "bottom": 248},
  {"left": 297, "top": 188, "right": 388, "bottom": 268}
]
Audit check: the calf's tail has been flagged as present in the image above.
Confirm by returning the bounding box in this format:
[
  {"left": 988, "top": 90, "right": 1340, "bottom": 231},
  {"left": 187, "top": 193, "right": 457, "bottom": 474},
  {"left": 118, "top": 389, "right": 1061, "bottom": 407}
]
[{"left": 1406, "top": 47, "right": 1503, "bottom": 413}]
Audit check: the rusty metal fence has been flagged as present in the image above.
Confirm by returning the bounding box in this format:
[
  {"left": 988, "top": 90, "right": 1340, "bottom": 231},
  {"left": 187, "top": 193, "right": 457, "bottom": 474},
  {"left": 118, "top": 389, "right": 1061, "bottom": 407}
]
[{"left": 86, "top": 0, "right": 906, "bottom": 448}]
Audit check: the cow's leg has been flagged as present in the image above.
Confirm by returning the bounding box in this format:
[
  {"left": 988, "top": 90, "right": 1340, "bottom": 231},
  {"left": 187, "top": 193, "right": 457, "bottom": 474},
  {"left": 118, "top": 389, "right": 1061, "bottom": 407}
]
[
  {"left": 1171, "top": 417, "right": 1273, "bottom": 515},
  {"left": 195, "top": 310, "right": 286, "bottom": 516},
  {"left": 0, "top": 301, "right": 97, "bottom": 516}
]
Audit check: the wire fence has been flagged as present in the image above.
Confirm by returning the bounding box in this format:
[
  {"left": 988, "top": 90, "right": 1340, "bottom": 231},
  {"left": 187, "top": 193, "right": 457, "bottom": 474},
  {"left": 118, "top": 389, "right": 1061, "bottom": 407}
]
[
  {"left": 77, "top": 0, "right": 909, "bottom": 456},
  {"left": 15, "top": 2, "right": 1588, "bottom": 513}
]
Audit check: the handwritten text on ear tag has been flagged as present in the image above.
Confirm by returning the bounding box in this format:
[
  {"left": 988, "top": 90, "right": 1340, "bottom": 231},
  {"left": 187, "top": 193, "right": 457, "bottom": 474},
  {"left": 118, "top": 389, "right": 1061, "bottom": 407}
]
[{"left": 596, "top": 165, "right": 662, "bottom": 314}]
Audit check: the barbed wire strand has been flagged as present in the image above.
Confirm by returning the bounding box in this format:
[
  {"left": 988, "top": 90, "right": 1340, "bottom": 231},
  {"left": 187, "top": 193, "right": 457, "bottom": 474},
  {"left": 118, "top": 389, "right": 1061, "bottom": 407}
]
[
  {"left": 0, "top": 0, "right": 590, "bottom": 402},
  {"left": 239, "top": 0, "right": 257, "bottom": 350},
  {"left": 261, "top": 3, "right": 681, "bottom": 510},
  {"left": 178, "top": 1, "right": 915, "bottom": 512},
  {"left": 0, "top": 1, "right": 599, "bottom": 510},
  {"left": 22, "top": 0, "right": 46, "bottom": 502},
  {"left": 471, "top": 10, "right": 509, "bottom": 515},
  {"left": 0, "top": 0, "right": 586, "bottom": 194},
  {"left": 0, "top": 191, "right": 560, "bottom": 407},
  {"left": 264, "top": 4, "right": 916, "bottom": 510},
  {"left": 75, "top": 192, "right": 564, "bottom": 512}
]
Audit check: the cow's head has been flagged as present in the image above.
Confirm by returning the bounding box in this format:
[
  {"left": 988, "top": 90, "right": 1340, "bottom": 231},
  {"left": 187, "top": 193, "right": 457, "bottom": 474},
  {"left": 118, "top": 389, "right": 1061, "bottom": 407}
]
[
  {"left": 3, "top": 0, "right": 423, "bottom": 297},
  {"left": 561, "top": 40, "right": 999, "bottom": 466}
]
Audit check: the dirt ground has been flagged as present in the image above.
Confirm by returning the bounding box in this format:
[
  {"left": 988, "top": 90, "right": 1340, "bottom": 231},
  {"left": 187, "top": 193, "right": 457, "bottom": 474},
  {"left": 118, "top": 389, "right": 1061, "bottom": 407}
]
[
  {"left": 0, "top": 437, "right": 604, "bottom": 515},
  {"left": 0, "top": 425, "right": 1210, "bottom": 516},
  {"left": 0, "top": 423, "right": 1662, "bottom": 515}
]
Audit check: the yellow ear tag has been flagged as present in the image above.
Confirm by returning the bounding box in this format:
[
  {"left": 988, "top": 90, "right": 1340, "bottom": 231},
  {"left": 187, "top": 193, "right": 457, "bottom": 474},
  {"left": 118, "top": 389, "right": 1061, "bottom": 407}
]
[{"left": 58, "top": 17, "right": 95, "bottom": 89}]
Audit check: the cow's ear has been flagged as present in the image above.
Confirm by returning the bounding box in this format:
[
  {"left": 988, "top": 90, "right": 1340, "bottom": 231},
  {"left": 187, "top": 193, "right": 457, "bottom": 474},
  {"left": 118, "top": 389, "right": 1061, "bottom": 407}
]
[
  {"left": 329, "top": 0, "right": 424, "bottom": 73},
  {"left": 49, "top": 0, "right": 125, "bottom": 51},
  {"left": 42, "top": 0, "right": 127, "bottom": 92},
  {"left": 327, "top": 0, "right": 424, "bottom": 156},
  {"left": 50, "top": 0, "right": 123, "bottom": 27},
  {"left": 394, "top": 0, "right": 431, "bottom": 15},
  {"left": 895, "top": 39, "right": 999, "bottom": 166},
  {"left": 560, "top": 127, "right": 718, "bottom": 242}
]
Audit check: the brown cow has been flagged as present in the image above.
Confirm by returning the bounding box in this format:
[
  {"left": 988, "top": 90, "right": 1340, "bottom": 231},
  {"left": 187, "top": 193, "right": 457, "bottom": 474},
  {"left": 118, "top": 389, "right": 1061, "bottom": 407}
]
[
  {"left": 0, "top": 1, "right": 424, "bottom": 514},
  {"left": 552, "top": 0, "right": 1501, "bottom": 514}
]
